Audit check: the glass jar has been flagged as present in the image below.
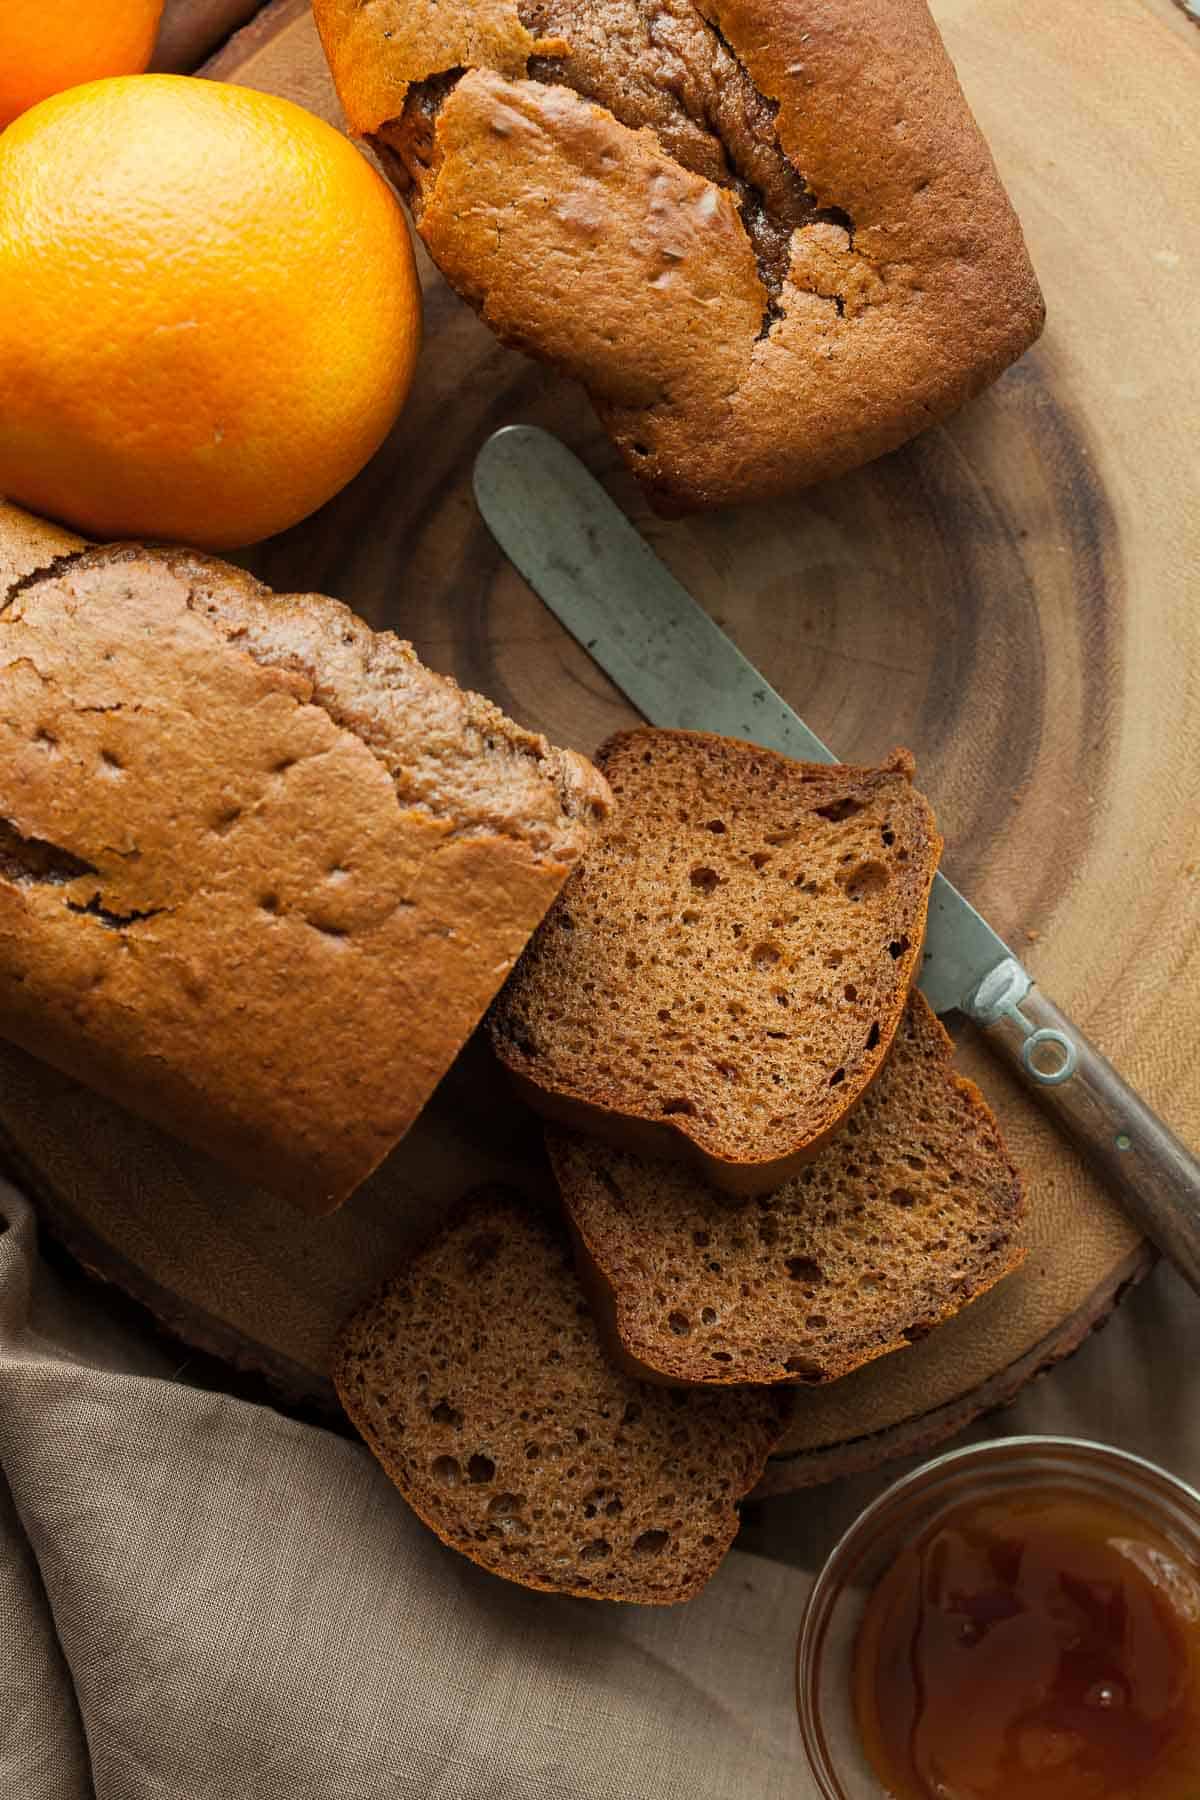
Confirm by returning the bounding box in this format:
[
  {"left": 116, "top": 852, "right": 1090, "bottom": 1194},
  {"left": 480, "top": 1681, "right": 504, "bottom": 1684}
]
[{"left": 795, "top": 1435, "right": 1200, "bottom": 1798}]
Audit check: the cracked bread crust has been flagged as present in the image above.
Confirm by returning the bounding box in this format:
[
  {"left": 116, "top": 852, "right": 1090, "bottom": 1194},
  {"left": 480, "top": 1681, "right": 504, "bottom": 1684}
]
[
  {"left": 0, "top": 515, "right": 611, "bottom": 1211},
  {"left": 313, "top": 0, "right": 1045, "bottom": 511}
]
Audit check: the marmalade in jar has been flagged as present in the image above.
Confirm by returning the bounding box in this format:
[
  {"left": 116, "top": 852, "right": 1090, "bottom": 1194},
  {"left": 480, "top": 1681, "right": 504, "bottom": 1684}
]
[{"left": 852, "top": 1486, "right": 1200, "bottom": 1798}]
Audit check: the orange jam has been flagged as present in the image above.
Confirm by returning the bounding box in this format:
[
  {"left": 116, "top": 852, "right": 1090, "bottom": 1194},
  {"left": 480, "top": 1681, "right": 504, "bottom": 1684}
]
[{"left": 852, "top": 1487, "right": 1200, "bottom": 1799}]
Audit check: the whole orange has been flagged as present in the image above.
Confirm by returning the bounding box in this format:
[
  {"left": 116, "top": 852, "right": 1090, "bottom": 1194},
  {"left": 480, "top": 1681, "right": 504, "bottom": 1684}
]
[
  {"left": 0, "top": 0, "right": 163, "bottom": 129},
  {"left": 0, "top": 76, "right": 421, "bottom": 548}
]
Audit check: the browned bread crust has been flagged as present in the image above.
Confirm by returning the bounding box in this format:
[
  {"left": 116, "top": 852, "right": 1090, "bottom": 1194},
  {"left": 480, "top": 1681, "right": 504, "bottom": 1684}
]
[
  {"left": 490, "top": 729, "right": 941, "bottom": 1194},
  {"left": 0, "top": 523, "right": 611, "bottom": 1211},
  {"left": 313, "top": 0, "right": 1045, "bottom": 510},
  {"left": 333, "top": 1187, "right": 792, "bottom": 1602},
  {"left": 549, "top": 992, "right": 1027, "bottom": 1386}
]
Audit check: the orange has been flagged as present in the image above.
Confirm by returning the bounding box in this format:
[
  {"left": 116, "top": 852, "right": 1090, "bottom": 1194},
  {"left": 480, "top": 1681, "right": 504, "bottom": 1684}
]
[
  {"left": 0, "top": 75, "right": 421, "bottom": 548},
  {"left": 0, "top": 0, "right": 163, "bottom": 129}
]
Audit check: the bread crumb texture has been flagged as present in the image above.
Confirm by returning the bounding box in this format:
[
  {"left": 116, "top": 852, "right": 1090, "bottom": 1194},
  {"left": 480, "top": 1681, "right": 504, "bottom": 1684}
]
[
  {"left": 491, "top": 728, "right": 941, "bottom": 1191},
  {"left": 0, "top": 545, "right": 610, "bottom": 1209},
  {"left": 313, "top": 0, "right": 1045, "bottom": 508},
  {"left": 550, "top": 992, "right": 1027, "bottom": 1386},
  {"left": 334, "top": 1188, "right": 791, "bottom": 1601}
]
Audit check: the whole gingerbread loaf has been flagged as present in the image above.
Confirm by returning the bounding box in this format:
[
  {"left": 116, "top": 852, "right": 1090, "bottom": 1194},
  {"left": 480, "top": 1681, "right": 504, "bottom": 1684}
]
[
  {"left": 313, "top": 0, "right": 1044, "bottom": 511},
  {"left": 0, "top": 504, "right": 610, "bottom": 1211}
]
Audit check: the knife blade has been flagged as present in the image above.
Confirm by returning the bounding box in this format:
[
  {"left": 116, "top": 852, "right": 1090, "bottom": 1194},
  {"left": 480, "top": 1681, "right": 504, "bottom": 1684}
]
[
  {"left": 473, "top": 423, "right": 1200, "bottom": 1291},
  {"left": 473, "top": 424, "right": 1015, "bottom": 1024}
]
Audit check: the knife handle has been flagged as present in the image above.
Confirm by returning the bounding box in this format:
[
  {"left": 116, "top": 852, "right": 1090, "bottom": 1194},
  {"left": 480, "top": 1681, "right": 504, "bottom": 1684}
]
[{"left": 976, "top": 974, "right": 1200, "bottom": 1293}]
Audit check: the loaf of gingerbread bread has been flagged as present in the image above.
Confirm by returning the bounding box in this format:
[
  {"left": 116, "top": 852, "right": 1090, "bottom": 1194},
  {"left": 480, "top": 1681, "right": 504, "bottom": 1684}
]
[
  {"left": 0, "top": 505, "right": 611, "bottom": 1211},
  {"left": 313, "top": 0, "right": 1045, "bottom": 511}
]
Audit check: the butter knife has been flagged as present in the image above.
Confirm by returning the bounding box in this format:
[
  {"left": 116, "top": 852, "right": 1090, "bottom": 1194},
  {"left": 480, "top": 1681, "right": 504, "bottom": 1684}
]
[{"left": 474, "top": 424, "right": 1200, "bottom": 1292}]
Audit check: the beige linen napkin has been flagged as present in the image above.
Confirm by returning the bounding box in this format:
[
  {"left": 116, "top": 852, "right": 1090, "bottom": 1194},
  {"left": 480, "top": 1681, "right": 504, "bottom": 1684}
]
[
  {"left": 4, "top": 1160, "right": 1196, "bottom": 1800},
  {"left": 0, "top": 1181, "right": 812, "bottom": 1800}
]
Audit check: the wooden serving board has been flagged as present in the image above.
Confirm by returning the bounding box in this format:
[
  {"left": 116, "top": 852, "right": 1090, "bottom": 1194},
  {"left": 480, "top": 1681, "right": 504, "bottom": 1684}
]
[
  {"left": 2, "top": 0, "right": 1197, "bottom": 1489},
  {"left": 151, "top": 0, "right": 266, "bottom": 72}
]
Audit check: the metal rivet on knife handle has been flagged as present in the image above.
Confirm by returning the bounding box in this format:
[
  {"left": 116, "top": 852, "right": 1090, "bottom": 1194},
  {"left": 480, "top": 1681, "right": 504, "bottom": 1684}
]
[{"left": 964, "top": 981, "right": 1200, "bottom": 1295}]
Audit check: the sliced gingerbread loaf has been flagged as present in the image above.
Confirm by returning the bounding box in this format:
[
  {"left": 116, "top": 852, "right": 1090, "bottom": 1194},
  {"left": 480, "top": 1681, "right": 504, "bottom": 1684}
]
[
  {"left": 491, "top": 729, "right": 941, "bottom": 1195},
  {"left": 548, "top": 993, "right": 1026, "bottom": 1387},
  {"left": 0, "top": 507, "right": 611, "bottom": 1211},
  {"left": 334, "top": 1189, "right": 792, "bottom": 1603},
  {"left": 313, "top": 0, "right": 1044, "bottom": 511}
]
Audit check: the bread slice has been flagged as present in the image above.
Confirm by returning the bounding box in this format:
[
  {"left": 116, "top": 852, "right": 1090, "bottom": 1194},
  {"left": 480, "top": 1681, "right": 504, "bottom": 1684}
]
[
  {"left": 333, "top": 1189, "right": 792, "bottom": 1603},
  {"left": 548, "top": 993, "right": 1026, "bottom": 1387},
  {"left": 491, "top": 729, "right": 941, "bottom": 1196},
  {"left": 0, "top": 515, "right": 611, "bottom": 1211}
]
